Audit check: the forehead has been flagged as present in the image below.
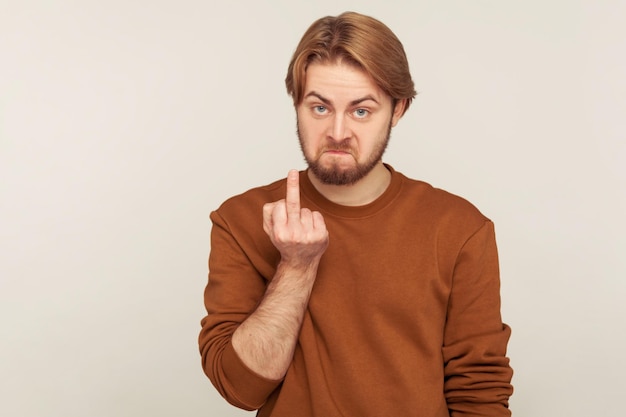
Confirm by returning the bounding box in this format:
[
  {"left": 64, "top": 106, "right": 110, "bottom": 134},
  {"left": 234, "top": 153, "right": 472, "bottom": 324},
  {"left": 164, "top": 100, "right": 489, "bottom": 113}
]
[{"left": 303, "top": 61, "right": 388, "bottom": 102}]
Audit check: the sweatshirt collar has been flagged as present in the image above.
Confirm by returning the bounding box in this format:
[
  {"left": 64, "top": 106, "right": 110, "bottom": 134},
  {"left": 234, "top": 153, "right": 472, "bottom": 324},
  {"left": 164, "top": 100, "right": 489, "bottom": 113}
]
[{"left": 299, "top": 163, "right": 403, "bottom": 219}]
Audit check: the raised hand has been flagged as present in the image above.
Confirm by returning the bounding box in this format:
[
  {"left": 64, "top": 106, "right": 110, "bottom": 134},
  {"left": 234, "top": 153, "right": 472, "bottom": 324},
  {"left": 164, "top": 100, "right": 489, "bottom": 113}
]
[
  {"left": 229, "top": 170, "right": 329, "bottom": 380},
  {"left": 263, "top": 170, "right": 329, "bottom": 269}
]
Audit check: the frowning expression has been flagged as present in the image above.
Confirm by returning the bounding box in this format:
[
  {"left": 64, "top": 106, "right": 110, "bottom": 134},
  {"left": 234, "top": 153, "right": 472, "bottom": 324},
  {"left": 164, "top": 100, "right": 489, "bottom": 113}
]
[{"left": 296, "top": 61, "right": 404, "bottom": 185}]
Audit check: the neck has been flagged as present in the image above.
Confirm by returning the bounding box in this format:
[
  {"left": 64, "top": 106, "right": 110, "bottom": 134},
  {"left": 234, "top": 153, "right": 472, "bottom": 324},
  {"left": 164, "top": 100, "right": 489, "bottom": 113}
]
[{"left": 307, "top": 162, "right": 391, "bottom": 206}]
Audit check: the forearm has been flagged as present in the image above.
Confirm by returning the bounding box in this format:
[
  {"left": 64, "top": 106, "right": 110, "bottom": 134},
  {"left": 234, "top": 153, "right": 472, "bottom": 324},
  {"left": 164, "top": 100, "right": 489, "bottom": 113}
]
[{"left": 232, "top": 260, "right": 319, "bottom": 380}]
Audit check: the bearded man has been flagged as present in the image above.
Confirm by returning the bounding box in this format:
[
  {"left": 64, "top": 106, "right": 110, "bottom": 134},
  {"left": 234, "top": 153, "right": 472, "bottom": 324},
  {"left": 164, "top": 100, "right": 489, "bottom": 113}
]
[{"left": 199, "top": 11, "right": 513, "bottom": 417}]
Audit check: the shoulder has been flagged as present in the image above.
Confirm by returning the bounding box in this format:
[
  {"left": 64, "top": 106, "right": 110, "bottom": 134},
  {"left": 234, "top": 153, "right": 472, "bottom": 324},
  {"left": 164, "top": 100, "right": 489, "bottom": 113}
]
[
  {"left": 395, "top": 171, "right": 491, "bottom": 233},
  {"left": 212, "top": 176, "right": 287, "bottom": 222}
]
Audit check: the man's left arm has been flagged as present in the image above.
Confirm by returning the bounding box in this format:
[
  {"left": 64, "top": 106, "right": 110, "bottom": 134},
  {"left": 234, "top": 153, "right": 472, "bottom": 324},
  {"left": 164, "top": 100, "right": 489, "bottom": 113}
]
[{"left": 443, "top": 220, "right": 514, "bottom": 416}]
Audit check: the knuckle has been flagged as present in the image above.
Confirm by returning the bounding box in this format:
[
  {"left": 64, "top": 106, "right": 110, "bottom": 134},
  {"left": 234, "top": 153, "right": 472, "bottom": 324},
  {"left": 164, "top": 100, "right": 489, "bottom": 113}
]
[{"left": 263, "top": 203, "right": 275, "bottom": 215}]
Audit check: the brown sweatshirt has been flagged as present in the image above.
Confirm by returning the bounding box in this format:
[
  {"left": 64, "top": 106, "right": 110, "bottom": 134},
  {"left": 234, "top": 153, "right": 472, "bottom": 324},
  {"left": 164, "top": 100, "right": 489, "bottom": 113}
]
[{"left": 199, "top": 165, "right": 513, "bottom": 416}]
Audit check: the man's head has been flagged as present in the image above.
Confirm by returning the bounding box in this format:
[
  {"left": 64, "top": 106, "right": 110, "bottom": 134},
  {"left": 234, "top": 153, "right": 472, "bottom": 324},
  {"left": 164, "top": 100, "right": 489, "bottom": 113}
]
[
  {"left": 285, "top": 11, "right": 416, "bottom": 114},
  {"left": 286, "top": 12, "right": 416, "bottom": 186}
]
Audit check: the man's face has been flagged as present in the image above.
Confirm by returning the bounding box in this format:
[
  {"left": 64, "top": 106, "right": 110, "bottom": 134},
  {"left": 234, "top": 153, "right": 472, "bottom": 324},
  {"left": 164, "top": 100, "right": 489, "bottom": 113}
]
[{"left": 296, "top": 61, "right": 404, "bottom": 186}]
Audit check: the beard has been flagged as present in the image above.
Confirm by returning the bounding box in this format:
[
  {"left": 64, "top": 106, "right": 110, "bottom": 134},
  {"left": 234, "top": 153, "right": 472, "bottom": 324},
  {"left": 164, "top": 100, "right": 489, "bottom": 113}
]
[{"left": 297, "top": 121, "right": 392, "bottom": 186}]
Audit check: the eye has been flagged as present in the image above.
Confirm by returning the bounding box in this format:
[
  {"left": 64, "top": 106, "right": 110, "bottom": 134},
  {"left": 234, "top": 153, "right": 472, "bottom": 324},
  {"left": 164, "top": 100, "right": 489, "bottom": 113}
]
[
  {"left": 353, "top": 108, "right": 369, "bottom": 119},
  {"left": 313, "top": 105, "right": 328, "bottom": 115}
]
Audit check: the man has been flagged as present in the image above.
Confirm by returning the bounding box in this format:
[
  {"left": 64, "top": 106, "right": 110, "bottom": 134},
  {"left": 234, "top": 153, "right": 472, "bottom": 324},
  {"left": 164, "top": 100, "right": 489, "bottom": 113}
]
[{"left": 199, "top": 11, "right": 513, "bottom": 417}]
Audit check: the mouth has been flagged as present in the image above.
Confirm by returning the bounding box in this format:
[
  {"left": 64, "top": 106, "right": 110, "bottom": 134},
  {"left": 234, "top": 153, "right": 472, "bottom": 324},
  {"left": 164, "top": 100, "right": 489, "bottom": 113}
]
[{"left": 322, "top": 144, "right": 354, "bottom": 154}]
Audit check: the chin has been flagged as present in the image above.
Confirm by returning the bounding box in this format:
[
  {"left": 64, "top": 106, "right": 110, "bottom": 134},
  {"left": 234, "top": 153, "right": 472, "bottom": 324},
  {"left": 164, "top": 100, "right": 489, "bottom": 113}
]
[{"left": 309, "top": 164, "right": 369, "bottom": 186}]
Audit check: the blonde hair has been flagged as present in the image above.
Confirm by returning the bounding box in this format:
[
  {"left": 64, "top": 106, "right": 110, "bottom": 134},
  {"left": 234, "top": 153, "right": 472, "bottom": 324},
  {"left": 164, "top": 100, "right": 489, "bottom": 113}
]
[{"left": 285, "top": 11, "right": 416, "bottom": 115}]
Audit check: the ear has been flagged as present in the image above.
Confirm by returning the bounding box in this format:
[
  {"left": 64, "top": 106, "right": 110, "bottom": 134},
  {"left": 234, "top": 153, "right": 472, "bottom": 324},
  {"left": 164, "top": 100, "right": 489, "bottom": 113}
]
[{"left": 390, "top": 99, "right": 407, "bottom": 127}]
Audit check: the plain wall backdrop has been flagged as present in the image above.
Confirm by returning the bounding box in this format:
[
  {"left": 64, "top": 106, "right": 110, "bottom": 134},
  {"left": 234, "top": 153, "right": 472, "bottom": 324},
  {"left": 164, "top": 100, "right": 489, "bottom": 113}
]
[{"left": 1, "top": 1, "right": 624, "bottom": 416}]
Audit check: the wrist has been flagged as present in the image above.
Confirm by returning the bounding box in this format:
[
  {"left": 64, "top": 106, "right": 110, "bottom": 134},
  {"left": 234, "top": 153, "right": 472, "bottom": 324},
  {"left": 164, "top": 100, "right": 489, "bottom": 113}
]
[{"left": 277, "top": 256, "right": 321, "bottom": 277}]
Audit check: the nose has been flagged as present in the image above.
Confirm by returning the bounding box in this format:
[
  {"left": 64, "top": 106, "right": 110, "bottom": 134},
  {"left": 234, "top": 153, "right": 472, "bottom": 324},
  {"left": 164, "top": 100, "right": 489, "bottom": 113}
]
[{"left": 328, "top": 113, "right": 351, "bottom": 142}]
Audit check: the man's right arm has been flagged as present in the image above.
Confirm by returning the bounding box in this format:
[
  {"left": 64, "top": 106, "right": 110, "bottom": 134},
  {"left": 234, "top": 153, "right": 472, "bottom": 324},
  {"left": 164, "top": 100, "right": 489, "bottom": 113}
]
[
  {"left": 232, "top": 170, "right": 328, "bottom": 380},
  {"left": 199, "top": 170, "right": 328, "bottom": 409},
  {"left": 231, "top": 257, "right": 320, "bottom": 380}
]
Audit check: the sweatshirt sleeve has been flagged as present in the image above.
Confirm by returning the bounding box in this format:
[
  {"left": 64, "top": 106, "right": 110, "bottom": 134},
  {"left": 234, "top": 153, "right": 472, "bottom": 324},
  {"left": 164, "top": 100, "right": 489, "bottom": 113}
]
[
  {"left": 198, "top": 210, "right": 282, "bottom": 410},
  {"left": 442, "top": 220, "right": 514, "bottom": 416}
]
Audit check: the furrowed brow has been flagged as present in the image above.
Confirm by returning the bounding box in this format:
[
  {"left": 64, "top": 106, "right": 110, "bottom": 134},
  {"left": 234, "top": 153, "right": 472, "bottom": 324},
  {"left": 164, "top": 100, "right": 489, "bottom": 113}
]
[
  {"left": 304, "top": 91, "right": 331, "bottom": 105},
  {"left": 349, "top": 95, "right": 379, "bottom": 106},
  {"left": 304, "top": 92, "right": 380, "bottom": 107}
]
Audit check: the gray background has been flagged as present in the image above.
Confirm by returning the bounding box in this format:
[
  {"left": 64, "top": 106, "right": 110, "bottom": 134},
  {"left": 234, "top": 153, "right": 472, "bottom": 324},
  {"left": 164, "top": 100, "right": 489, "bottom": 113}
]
[{"left": 1, "top": 1, "right": 624, "bottom": 416}]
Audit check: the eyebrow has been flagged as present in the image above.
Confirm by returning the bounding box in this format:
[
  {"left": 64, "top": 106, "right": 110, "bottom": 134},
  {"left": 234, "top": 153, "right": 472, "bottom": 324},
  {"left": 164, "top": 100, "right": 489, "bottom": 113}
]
[{"left": 304, "top": 91, "right": 380, "bottom": 106}]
